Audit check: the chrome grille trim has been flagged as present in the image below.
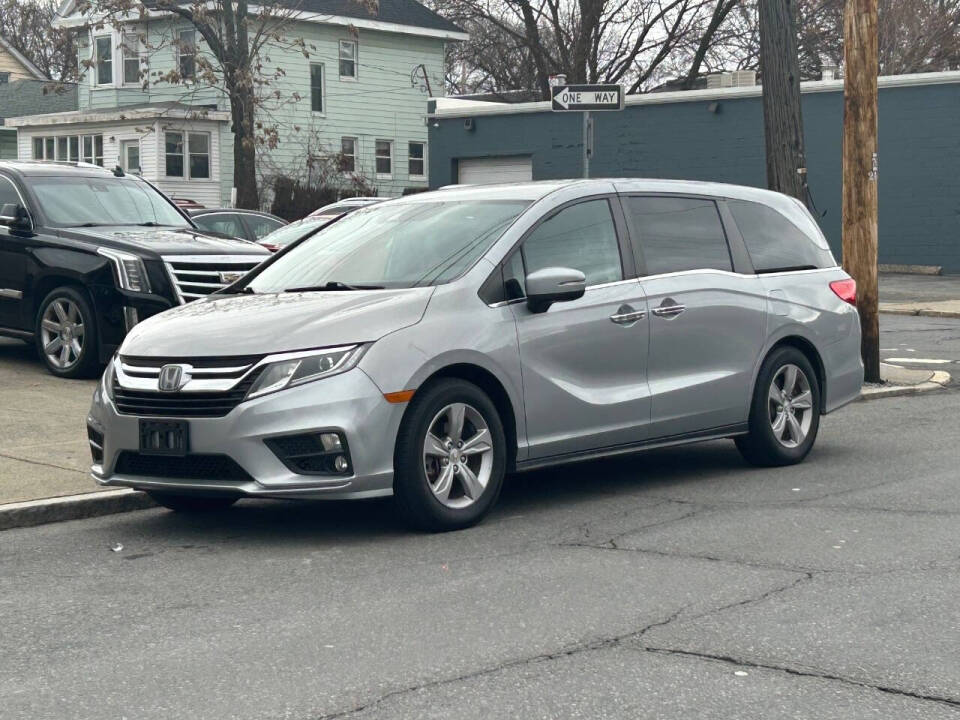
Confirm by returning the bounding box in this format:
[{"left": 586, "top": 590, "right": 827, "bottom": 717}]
[{"left": 162, "top": 254, "right": 263, "bottom": 305}]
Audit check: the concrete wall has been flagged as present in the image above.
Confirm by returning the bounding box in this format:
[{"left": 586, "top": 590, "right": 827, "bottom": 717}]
[{"left": 429, "top": 77, "right": 960, "bottom": 272}]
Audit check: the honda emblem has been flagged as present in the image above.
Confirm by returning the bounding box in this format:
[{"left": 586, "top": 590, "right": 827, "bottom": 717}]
[{"left": 158, "top": 364, "right": 191, "bottom": 392}]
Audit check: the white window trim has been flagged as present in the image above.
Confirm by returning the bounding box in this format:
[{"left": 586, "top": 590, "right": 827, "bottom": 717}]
[
  {"left": 338, "top": 39, "right": 358, "bottom": 81},
  {"left": 340, "top": 136, "right": 358, "bottom": 173},
  {"left": 176, "top": 28, "right": 197, "bottom": 85},
  {"left": 408, "top": 141, "right": 427, "bottom": 180},
  {"left": 164, "top": 130, "right": 212, "bottom": 181},
  {"left": 31, "top": 133, "right": 102, "bottom": 164},
  {"left": 119, "top": 137, "right": 142, "bottom": 174},
  {"left": 310, "top": 62, "right": 326, "bottom": 116},
  {"left": 93, "top": 34, "right": 114, "bottom": 88},
  {"left": 121, "top": 31, "right": 145, "bottom": 87},
  {"left": 375, "top": 139, "right": 392, "bottom": 179}
]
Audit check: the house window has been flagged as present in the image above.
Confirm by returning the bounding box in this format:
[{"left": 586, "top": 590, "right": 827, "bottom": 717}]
[
  {"left": 57, "top": 137, "right": 68, "bottom": 161},
  {"left": 310, "top": 63, "right": 324, "bottom": 113},
  {"left": 340, "top": 137, "right": 357, "bottom": 172},
  {"left": 188, "top": 133, "right": 210, "bottom": 179},
  {"left": 122, "top": 33, "right": 141, "bottom": 85},
  {"left": 79, "top": 135, "right": 103, "bottom": 165},
  {"left": 166, "top": 131, "right": 210, "bottom": 179},
  {"left": 0, "top": 72, "right": 9, "bottom": 84},
  {"left": 339, "top": 40, "right": 357, "bottom": 79},
  {"left": 375, "top": 140, "right": 392, "bottom": 176},
  {"left": 177, "top": 29, "right": 196, "bottom": 80},
  {"left": 408, "top": 142, "right": 425, "bottom": 177},
  {"left": 33, "top": 138, "right": 43, "bottom": 160},
  {"left": 45, "top": 137, "right": 55, "bottom": 160},
  {"left": 165, "top": 132, "right": 185, "bottom": 177},
  {"left": 34, "top": 135, "right": 100, "bottom": 163},
  {"left": 95, "top": 36, "right": 113, "bottom": 85}
]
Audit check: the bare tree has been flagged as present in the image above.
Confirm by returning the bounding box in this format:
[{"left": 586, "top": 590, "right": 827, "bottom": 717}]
[
  {"left": 434, "top": 0, "right": 748, "bottom": 96},
  {"left": 759, "top": 0, "right": 807, "bottom": 200},
  {"left": 0, "top": 0, "right": 78, "bottom": 81}
]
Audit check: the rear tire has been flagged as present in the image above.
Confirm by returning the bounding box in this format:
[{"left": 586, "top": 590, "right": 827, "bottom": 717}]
[
  {"left": 736, "top": 346, "right": 821, "bottom": 467},
  {"left": 147, "top": 492, "right": 239, "bottom": 513},
  {"left": 35, "top": 286, "right": 101, "bottom": 379},
  {"left": 393, "top": 379, "right": 507, "bottom": 532}
]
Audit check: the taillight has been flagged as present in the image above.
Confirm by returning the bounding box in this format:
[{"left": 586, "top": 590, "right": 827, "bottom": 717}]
[{"left": 830, "top": 278, "right": 857, "bottom": 306}]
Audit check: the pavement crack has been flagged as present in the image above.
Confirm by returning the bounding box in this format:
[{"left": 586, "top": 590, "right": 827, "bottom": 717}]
[
  {"left": 638, "top": 646, "right": 960, "bottom": 709},
  {"left": 0, "top": 450, "right": 87, "bottom": 476}
]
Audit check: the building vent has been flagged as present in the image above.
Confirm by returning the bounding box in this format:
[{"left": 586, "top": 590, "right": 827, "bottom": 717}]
[{"left": 706, "top": 71, "right": 757, "bottom": 89}]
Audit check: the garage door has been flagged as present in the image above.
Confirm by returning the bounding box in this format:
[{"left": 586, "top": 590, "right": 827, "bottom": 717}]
[{"left": 458, "top": 156, "right": 533, "bottom": 185}]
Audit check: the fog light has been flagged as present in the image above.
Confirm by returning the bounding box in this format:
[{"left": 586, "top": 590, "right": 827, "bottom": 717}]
[
  {"left": 334, "top": 455, "right": 349, "bottom": 472},
  {"left": 320, "top": 433, "right": 343, "bottom": 452}
]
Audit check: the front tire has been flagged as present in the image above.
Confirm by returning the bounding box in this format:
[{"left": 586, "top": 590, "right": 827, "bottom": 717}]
[
  {"left": 35, "top": 286, "right": 101, "bottom": 379},
  {"left": 736, "top": 346, "right": 821, "bottom": 467},
  {"left": 147, "top": 492, "right": 239, "bottom": 513},
  {"left": 394, "top": 379, "right": 507, "bottom": 532}
]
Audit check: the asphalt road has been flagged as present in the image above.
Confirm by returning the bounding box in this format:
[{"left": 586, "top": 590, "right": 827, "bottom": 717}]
[{"left": 3, "top": 385, "right": 960, "bottom": 719}]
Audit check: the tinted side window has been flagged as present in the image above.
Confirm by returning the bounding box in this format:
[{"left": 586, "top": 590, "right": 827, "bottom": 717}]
[
  {"left": 627, "top": 196, "right": 731, "bottom": 275},
  {"left": 0, "top": 176, "right": 21, "bottom": 210},
  {"left": 728, "top": 200, "right": 836, "bottom": 273},
  {"left": 522, "top": 199, "right": 622, "bottom": 286},
  {"left": 195, "top": 213, "right": 245, "bottom": 239},
  {"left": 244, "top": 214, "right": 285, "bottom": 239}
]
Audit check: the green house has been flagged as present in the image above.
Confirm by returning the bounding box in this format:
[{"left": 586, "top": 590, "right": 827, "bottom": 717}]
[{"left": 7, "top": 0, "right": 465, "bottom": 207}]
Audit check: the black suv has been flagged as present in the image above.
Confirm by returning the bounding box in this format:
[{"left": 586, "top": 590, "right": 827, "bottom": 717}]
[{"left": 0, "top": 161, "right": 269, "bottom": 378}]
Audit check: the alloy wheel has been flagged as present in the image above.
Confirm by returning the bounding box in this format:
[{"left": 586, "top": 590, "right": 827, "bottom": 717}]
[
  {"left": 40, "top": 298, "right": 85, "bottom": 370},
  {"left": 768, "top": 364, "right": 814, "bottom": 449},
  {"left": 422, "top": 402, "right": 494, "bottom": 509}
]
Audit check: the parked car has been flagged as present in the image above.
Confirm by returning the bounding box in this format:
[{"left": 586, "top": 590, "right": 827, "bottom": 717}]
[
  {"left": 0, "top": 161, "right": 270, "bottom": 378},
  {"left": 307, "top": 197, "right": 382, "bottom": 224},
  {"left": 89, "top": 179, "right": 863, "bottom": 531},
  {"left": 255, "top": 215, "right": 343, "bottom": 252},
  {"left": 190, "top": 208, "right": 287, "bottom": 243}
]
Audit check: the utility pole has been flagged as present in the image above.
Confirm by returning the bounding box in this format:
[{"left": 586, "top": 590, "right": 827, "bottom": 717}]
[
  {"left": 843, "top": 0, "right": 880, "bottom": 382},
  {"left": 759, "top": 0, "right": 807, "bottom": 202}
]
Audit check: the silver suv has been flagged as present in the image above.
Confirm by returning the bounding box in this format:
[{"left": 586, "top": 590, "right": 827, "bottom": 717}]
[{"left": 87, "top": 179, "right": 864, "bottom": 531}]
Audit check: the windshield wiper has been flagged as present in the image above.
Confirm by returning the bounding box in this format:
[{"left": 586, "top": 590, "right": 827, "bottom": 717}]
[
  {"left": 284, "top": 281, "right": 385, "bottom": 292},
  {"left": 69, "top": 222, "right": 107, "bottom": 228},
  {"left": 218, "top": 286, "right": 257, "bottom": 295},
  {"left": 135, "top": 221, "right": 165, "bottom": 227}
]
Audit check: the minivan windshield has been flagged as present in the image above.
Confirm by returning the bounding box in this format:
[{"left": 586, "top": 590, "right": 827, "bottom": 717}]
[
  {"left": 247, "top": 199, "right": 530, "bottom": 291},
  {"left": 26, "top": 175, "right": 191, "bottom": 228}
]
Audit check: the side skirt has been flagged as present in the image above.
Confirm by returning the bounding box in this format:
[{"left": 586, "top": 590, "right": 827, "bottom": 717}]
[
  {"left": 514, "top": 423, "right": 749, "bottom": 473},
  {"left": 0, "top": 326, "right": 33, "bottom": 341}
]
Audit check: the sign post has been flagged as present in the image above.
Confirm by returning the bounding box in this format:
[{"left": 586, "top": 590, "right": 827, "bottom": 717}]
[{"left": 551, "top": 84, "right": 624, "bottom": 179}]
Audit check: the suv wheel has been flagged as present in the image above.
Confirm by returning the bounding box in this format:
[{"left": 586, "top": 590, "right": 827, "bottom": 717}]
[
  {"left": 35, "top": 287, "right": 100, "bottom": 379},
  {"left": 147, "top": 492, "right": 239, "bottom": 513},
  {"left": 394, "top": 379, "right": 507, "bottom": 532},
  {"left": 736, "top": 346, "right": 821, "bottom": 467}
]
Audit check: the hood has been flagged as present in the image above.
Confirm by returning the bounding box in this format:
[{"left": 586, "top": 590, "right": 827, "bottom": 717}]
[
  {"left": 120, "top": 287, "right": 435, "bottom": 357},
  {"left": 61, "top": 226, "right": 269, "bottom": 257}
]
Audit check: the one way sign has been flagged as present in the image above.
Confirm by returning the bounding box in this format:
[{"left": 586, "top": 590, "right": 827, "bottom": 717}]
[{"left": 551, "top": 84, "right": 623, "bottom": 112}]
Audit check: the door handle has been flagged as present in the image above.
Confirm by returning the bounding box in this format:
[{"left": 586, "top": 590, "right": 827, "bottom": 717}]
[
  {"left": 610, "top": 308, "right": 646, "bottom": 325},
  {"left": 652, "top": 304, "right": 686, "bottom": 318}
]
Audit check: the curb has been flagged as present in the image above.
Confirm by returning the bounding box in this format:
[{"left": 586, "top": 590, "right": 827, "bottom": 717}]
[
  {"left": 880, "top": 307, "right": 960, "bottom": 320},
  {"left": 0, "top": 489, "right": 156, "bottom": 531},
  {"left": 859, "top": 371, "right": 952, "bottom": 401}
]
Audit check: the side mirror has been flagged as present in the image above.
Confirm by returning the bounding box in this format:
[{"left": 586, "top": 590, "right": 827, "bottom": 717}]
[
  {"left": 0, "top": 203, "right": 32, "bottom": 233},
  {"left": 526, "top": 267, "right": 586, "bottom": 313}
]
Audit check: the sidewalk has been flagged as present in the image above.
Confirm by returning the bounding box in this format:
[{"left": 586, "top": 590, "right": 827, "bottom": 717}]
[{"left": 880, "top": 272, "right": 960, "bottom": 318}]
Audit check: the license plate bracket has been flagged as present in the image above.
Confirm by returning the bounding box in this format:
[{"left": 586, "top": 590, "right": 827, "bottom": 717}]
[{"left": 139, "top": 420, "right": 189, "bottom": 456}]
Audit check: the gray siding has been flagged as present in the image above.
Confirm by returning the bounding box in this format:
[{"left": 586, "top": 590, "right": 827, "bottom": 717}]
[{"left": 429, "top": 80, "right": 960, "bottom": 272}]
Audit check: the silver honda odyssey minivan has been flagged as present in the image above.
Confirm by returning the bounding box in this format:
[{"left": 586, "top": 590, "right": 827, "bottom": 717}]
[{"left": 88, "top": 179, "right": 864, "bottom": 530}]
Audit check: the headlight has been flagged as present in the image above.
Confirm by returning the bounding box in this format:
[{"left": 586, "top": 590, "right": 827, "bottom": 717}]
[
  {"left": 246, "top": 345, "right": 364, "bottom": 400},
  {"left": 98, "top": 247, "right": 151, "bottom": 293},
  {"left": 102, "top": 355, "right": 117, "bottom": 402}
]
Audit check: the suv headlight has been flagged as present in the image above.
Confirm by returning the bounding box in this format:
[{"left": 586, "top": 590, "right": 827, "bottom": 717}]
[
  {"left": 246, "top": 345, "right": 365, "bottom": 400},
  {"left": 98, "top": 247, "right": 151, "bottom": 293}
]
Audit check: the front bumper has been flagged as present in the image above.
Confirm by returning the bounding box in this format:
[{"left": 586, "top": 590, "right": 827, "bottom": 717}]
[{"left": 87, "top": 368, "right": 403, "bottom": 500}]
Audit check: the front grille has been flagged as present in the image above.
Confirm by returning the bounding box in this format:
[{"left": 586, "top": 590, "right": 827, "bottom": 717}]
[
  {"left": 112, "top": 367, "right": 263, "bottom": 418},
  {"left": 163, "top": 255, "right": 263, "bottom": 303},
  {"left": 114, "top": 451, "right": 253, "bottom": 482}
]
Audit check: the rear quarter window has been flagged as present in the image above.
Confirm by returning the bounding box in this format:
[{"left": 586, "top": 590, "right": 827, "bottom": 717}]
[{"left": 728, "top": 200, "right": 836, "bottom": 273}]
